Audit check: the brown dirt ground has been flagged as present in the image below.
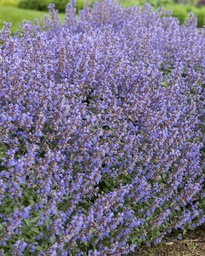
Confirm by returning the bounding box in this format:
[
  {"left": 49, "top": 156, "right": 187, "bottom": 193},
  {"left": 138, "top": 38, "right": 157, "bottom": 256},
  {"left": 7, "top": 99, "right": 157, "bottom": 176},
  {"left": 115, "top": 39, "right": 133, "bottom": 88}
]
[{"left": 129, "top": 224, "right": 205, "bottom": 256}]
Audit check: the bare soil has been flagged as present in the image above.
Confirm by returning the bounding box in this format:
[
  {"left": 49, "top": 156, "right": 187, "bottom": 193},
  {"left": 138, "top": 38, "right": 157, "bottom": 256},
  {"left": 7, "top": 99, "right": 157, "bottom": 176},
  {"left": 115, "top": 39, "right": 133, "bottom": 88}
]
[{"left": 130, "top": 224, "right": 205, "bottom": 256}]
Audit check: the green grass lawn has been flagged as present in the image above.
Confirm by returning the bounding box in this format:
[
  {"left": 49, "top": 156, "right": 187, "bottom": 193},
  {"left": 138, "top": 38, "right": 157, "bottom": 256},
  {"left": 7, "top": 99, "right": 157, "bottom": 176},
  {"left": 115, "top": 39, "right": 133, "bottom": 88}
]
[{"left": 0, "top": 5, "right": 65, "bottom": 32}]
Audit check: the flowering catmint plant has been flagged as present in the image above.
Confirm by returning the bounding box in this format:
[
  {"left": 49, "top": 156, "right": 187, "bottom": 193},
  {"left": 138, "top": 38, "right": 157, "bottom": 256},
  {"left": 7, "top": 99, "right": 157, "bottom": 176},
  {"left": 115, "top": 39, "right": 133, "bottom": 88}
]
[{"left": 0, "top": 0, "right": 205, "bottom": 255}]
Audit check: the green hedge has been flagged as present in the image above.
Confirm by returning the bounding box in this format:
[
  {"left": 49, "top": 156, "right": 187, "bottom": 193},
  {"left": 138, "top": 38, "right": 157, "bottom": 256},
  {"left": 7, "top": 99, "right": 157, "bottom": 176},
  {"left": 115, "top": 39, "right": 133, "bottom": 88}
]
[
  {"left": 165, "top": 4, "right": 189, "bottom": 24},
  {"left": 190, "top": 6, "right": 205, "bottom": 27},
  {"left": 165, "top": 4, "right": 205, "bottom": 27},
  {"left": 18, "top": 0, "right": 69, "bottom": 12},
  {"left": 18, "top": 0, "right": 96, "bottom": 13}
]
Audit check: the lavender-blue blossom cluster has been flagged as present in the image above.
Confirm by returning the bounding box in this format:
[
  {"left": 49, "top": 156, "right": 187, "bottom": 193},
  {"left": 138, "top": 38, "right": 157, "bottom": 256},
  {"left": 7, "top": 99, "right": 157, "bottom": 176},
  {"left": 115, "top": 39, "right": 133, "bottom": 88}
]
[{"left": 0, "top": 0, "right": 205, "bottom": 254}]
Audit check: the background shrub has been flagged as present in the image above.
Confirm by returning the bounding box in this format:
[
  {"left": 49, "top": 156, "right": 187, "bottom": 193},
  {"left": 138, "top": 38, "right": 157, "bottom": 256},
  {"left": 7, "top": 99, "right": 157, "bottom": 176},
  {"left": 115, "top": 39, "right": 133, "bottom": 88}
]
[
  {"left": 190, "top": 6, "right": 205, "bottom": 26},
  {"left": 18, "top": 0, "right": 96, "bottom": 12},
  {"left": 18, "top": 0, "right": 69, "bottom": 12},
  {"left": 0, "top": 1, "right": 205, "bottom": 255},
  {"left": 163, "top": 4, "right": 205, "bottom": 26},
  {"left": 165, "top": 4, "right": 189, "bottom": 24},
  {"left": 18, "top": 0, "right": 49, "bottom": 11}
]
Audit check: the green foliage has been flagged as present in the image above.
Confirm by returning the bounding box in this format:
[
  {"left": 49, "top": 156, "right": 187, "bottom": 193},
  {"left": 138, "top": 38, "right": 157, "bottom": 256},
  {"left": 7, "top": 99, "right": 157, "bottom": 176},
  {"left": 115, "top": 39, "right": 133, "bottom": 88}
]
[
  {"left": 0, "top": 143, "right": 7, "bottom": 162},
  {"left": 18, "top": 0, "right": 48, "bottom": 11},
  {"left": 165, "top": 4, "right": 188, "bottom": 24},
  {"left": 0, "top": 185, "right": 55, "bottom": 255},
  {"left": 18, "top": 0, "right": 96, "bottom": 13},
  {"left": 190, "top": 6, "right": 205, "bottom": 27},
  {"left": 163, "top": 4, "right": 205, "bottom": 27},
  {"left": 18, "top": 0, "right": 68, "bottom": 12},
  {"left": 76, "top": 0, "right": 96, "bottom": 11}
]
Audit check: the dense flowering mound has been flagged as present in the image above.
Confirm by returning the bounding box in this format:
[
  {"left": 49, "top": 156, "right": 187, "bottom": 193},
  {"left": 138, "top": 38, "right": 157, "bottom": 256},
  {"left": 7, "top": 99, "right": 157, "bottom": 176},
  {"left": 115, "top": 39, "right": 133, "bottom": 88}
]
[{"left": 0, "top": 0, "right": 205, "bottom": 255}]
